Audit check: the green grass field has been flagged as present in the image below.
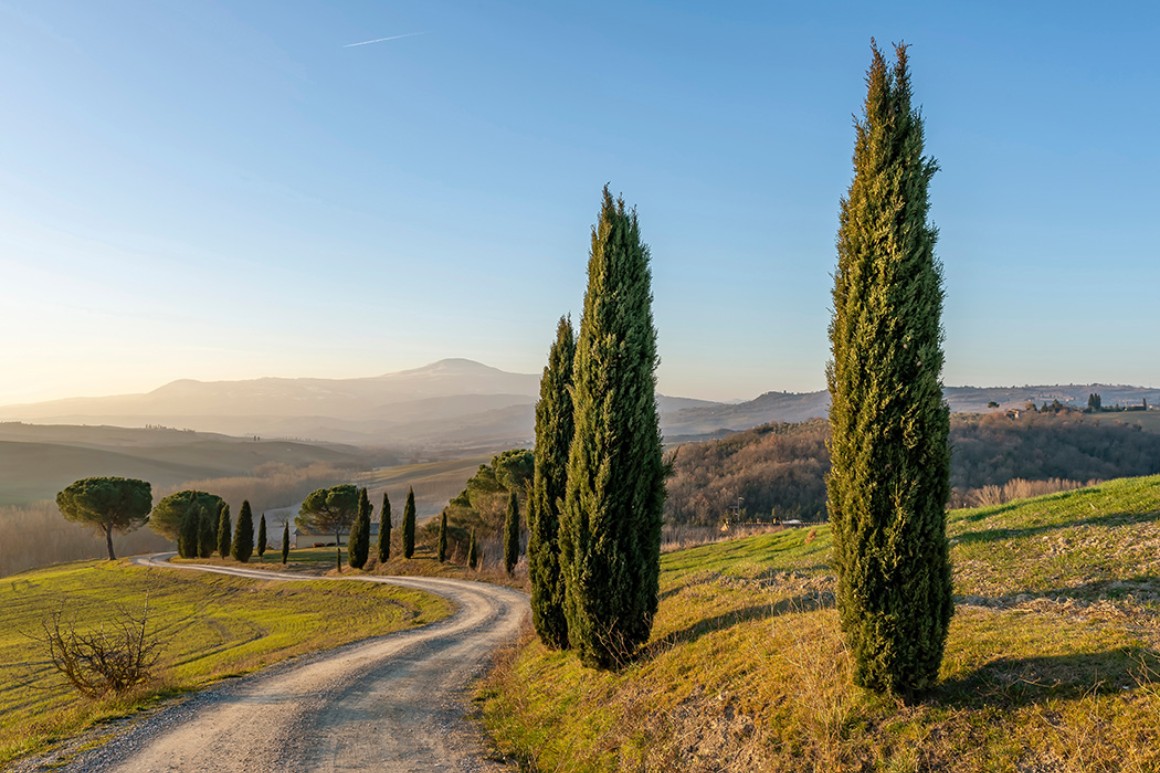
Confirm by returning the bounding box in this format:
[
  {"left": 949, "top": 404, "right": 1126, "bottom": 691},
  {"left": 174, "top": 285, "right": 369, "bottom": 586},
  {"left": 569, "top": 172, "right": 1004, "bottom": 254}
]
[
  {"left": 481, "top": 475, "right": 1160, "bottom": 772},
  {"left": 0, "top": 559, "right": 451, "bottom": 766}
]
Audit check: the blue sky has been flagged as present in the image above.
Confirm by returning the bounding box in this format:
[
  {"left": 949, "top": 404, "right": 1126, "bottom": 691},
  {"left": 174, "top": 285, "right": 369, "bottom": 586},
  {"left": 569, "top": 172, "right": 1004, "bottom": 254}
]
[{"left": 1, "top": 1, "right": 1157, "bottom": 404}]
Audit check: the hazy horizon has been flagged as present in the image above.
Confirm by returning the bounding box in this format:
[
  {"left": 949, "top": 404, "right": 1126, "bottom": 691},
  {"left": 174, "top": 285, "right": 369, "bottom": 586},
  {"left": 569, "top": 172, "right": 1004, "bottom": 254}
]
[{"left": 2, "top": 3, "right": 1157, "bottom": 405}]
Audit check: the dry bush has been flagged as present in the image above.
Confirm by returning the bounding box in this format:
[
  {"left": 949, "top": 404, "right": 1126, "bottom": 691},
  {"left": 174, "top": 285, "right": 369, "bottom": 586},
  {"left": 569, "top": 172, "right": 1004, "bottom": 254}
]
[
  {"left": 36, "top": 596, "right": 164, "bottom": 699},
  {"left": 0, "top": 502, "right": 171, "bottom": 577}
]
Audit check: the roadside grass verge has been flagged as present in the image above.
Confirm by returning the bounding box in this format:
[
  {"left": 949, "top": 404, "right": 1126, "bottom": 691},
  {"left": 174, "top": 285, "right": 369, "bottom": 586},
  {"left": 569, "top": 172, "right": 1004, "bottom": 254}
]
[
  {"left": 481, "top": 475, "right": 1160, "bottom": 771},
  {"left": 0, "top": 559, "right": 451, "bottom": 766}
]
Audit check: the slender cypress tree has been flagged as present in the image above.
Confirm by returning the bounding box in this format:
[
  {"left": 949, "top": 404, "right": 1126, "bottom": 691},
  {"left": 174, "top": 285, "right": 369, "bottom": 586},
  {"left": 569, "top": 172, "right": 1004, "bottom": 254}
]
[
  {"left": 503, "top": 491, "right": 520, "bottom": 576},
  {"left": 216, "top": 502, "right": 232, "bottom": 558},
  {"left": 467, "top": 527, "right": 478, "bottom": 570},
  {"left": 561, "top": 187, "right": 666, "bottom": 669},
  {"left": 827, "top": 41, "right": 952, "bottom": 697},
  {"left": 257, "top": 513, "right": 268, "bottom": 560},
  {"left": 197, "top": 506, "right": 216, "bottom": 559},
  {"left": 437, "top": 509, "right": 448, "bottom": 563},
  {"left": 281, "top": 521, "right": 290, "bottom": 564},
  {"left": 377, "top": 491, "right": 392, "bottom": 564},
  {"left": 350, "top": 488, "right": 372, "bottom": 569},
  {"left": 529, "top": 316, "right": 575, "bottom": 649},
  {"left": 232, "top": 500, "right": 254, "bottom": 563},
  {"left": 402, "top": 487, "right": 417, "bottom": 559},
  {"left": 179, "top": 509, "right": 200, "bottom": 558}
]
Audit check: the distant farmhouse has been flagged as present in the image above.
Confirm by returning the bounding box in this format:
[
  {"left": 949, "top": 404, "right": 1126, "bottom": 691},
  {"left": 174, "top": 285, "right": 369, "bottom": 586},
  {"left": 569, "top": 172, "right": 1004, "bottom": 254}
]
[{"left": 294, "top": 521, "right": 380, "bottom": 549}]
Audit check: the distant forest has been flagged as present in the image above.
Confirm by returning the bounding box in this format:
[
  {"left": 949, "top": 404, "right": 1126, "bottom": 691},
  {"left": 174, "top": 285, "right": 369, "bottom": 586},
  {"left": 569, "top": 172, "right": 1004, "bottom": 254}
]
[{"left": 665, "top": 411, "right": 1160, "bottom": 526}]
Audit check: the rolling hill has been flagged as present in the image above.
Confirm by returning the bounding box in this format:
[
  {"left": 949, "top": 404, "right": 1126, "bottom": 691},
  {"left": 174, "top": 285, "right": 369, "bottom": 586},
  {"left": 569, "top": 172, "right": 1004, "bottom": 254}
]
[{"left": 482, "top": 475, "right": 1160, "bottom": 771}]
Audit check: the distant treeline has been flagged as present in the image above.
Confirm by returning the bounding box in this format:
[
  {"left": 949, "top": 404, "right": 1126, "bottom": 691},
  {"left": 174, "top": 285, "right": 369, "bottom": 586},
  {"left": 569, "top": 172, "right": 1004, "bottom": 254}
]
[{"left": 665, "top": 412, "right": 1160, "bottom": 525}]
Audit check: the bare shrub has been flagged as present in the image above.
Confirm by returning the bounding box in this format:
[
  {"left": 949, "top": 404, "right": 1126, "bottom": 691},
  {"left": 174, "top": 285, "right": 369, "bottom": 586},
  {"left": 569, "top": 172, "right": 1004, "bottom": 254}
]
[
  {"left": 963, "top": 478, "right": 1096, "bottom": 508},
  {"left": 38, "top": 596, "right": 164, "bottom": 698}
]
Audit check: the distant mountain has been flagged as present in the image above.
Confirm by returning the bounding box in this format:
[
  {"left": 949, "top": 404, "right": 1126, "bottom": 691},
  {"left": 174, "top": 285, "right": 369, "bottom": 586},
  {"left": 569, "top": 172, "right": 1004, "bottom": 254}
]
[
  {"left": 660, "top": 383, "right": 1160, "bottom": 439},
  {"left": 3, "top": 362, "right": 1156, "bottom": 448}
]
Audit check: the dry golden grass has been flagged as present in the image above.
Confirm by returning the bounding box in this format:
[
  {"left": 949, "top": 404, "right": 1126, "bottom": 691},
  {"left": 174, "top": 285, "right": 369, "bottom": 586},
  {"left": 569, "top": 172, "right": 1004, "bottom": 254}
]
[{"left": 480, "top": 475, "right": 1160, "bottom": 772}]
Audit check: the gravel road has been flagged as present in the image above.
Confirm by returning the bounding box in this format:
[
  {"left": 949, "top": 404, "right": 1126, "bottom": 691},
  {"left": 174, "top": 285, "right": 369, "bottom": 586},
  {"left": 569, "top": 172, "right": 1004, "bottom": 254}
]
[{"left": 53, "top": 556, "right": 528, "bottom": 772}]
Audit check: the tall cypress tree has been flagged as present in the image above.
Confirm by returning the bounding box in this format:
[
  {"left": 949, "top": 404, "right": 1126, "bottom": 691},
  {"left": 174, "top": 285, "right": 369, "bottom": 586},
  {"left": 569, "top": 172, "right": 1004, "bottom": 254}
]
[
  {"left": 350, "top": 488, "right": 372, "bottom": 569},
  {"left": 561, "top": 187, "right": 666, "bottom": 669},
  {"left": 216, "top": 502, "right": 232, "bottom": 559},
  {"left": 179, "top": 508, "right": 200, "bottom": 558},
  {"left": 402, "top": 487, "right": 417, "bottom": 559},
  {"left": 232, "top": 500, "right": 254, "bottom": 563},
  {"left": 503, "top": 491, "right": 520, "bottom": 576},
  {"left": 467, "top": 527, "right": 478, "bottom": 570},
  {"left": 257, "top": 513, "right": 268, "bottom": 560},
  {"left": 529, "top": 316, "right": 575, "bottom": 649},
  {"left": 437, "top": 509, "right": 448, "bottom": 563},
  {"left": 827, "top": 41, "right": 952, "bottom": 697},
  {"left": 281, "top": 521, "right": 290, "bottom": 564},
  {"left": 197, "top": 506, "right": 216, "bottom": 559},
  {"left": 377, "top": 491, "right": 392, "bottom": 564}
]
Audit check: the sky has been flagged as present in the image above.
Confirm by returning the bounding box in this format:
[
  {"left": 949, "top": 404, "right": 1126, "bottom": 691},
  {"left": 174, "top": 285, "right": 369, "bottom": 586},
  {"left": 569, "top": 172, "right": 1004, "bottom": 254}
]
[{"left": 1, "top": 1, "right": 1157, "bottom": 404}]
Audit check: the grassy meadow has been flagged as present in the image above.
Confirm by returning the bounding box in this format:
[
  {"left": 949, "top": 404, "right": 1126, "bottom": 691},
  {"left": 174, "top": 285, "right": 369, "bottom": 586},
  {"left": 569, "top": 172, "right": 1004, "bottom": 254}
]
[
  {"left": 0, "top": 559, "right": 451, "bottom": 766},
  {"left": 481, "top": 475, "right": 1160, "bottom": 772}
]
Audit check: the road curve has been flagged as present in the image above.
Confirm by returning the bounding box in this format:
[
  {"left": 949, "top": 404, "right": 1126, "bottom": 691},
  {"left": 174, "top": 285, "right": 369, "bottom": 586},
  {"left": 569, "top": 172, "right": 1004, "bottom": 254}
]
[{"left": 61, "top": 555, "right": 528, "bottom": 773}]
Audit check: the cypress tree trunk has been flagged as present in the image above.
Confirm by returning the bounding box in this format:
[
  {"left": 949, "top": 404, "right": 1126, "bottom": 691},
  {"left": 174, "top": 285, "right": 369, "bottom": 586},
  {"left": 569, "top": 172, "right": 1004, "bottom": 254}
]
[
  {"left": 377, "top": 492, "right": 392, "bottom": 564},
  {"left": 216, "top": 502, "right": 232, "bottom": 559},
  {"left": 232, "top": 500, "right": 254, "bottom": 563},
  {"left": 467, "top": 527, "right": 478, "bottom": 570},
  {"left": 402, "top": 487, "right": 416, "bottom": 559},
  {"left": 827, "top": 41, "right": 953, "bottom": 697},
  {"left": 561, "top": 187, "right": 666, "bottom": 669},
  {"left": 503, "top": 491, "right": 520, "bottom": 576},
  {"left": 350, "top": 488, "right": 371, "bottom": 569},
  {"left": 437, "top": 509, "right": 448, "bottom": 563},
  {"left": 281, "top": 521, "right": 290, "bottom": 564},
  {"left": 529, "top": 316, "right": 575, "bottom": 649},
  {"left": 257, "top": 514, "right": 267, "bottom": 559}
]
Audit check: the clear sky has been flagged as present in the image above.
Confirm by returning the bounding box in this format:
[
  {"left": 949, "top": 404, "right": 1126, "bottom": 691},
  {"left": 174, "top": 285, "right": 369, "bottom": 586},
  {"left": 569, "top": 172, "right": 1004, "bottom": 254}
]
[{"left": 1, "top": 1, "right": 1157, "bottom": 404}]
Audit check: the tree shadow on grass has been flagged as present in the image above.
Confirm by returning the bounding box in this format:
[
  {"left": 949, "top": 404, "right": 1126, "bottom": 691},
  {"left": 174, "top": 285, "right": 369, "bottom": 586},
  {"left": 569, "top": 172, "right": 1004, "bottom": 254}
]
[
  {"left": 640, "top": 591, "right": 834, "bottom": 662},
  {"left": 932, "top": 647, "right": 1160, "bottom": 709},
  {"left": 952, "top": 509, "right": 1159, "bottom": 545},
  {"left": 958, "top": 575, "right": 1160, "bottom": 609}
]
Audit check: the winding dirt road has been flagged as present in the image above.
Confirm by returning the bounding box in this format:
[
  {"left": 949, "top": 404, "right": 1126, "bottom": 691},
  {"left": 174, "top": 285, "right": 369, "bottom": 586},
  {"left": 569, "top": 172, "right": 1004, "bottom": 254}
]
[{"left": 59, "top": 556, "right": 528, "bottom": 772}]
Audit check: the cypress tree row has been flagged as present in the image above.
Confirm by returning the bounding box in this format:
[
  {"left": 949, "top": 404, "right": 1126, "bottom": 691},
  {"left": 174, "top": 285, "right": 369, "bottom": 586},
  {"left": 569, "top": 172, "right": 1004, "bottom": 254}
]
[
  {"left": 197, "top": 506, "right": 215, "bottom": 559},
  {"left": 216, "top": 502, "right": 232, "bottom": 559},
  {"left": 503, "top": 491, "right": 520, "bottom": 576},
  {"left": 257, "top": 513, "right": 267, "bottom": 560},
  {"left": 827, "top": 42, "right": 952, "bottom": 697},
  {"left": 350, "top": 487, "right": 372, "bottom": 569},
  {"left": 467, "top": 527, "right": 478, "bottom": 570},
  {"left": 377, "top": 491, "right": 392, "bottom": 564},
  {"left": 232, "top": 500, "right": 254, "bottom": 563},
  {"left": 529, "top": 316, "right": 575, "bottom": 649},
  {"left": 437, "top": 509, "right": 448, "bottom": 563},
  {"left": 561, "top": 187, "right": 666, "bottom": 669},
  {"left": 281, "top": 521, "right": 290, "bottom": 564},
  {"left": 402, "top": 487, "right": 416, "bottom": 559}
]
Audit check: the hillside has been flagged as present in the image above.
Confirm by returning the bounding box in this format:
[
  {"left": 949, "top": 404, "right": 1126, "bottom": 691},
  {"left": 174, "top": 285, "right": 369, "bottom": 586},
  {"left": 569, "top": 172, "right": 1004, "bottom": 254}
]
[
  {"left": 4, "top": 359, "right": 1156, "bottom": 447},
  {"left": 666, "top": 411, "right": 1160, "bottom": 525},
  {"left": 482, "top": 476, "right": 1160, "bottom": 771},
  {"left": 0, "top": 423, "right": 381, "bottom": 507}
]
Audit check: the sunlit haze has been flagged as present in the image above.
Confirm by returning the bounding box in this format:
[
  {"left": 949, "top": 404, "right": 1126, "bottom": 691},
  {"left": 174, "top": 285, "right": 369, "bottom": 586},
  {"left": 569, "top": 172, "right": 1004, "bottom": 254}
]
[{"left": 2, "top": 1, "right": 1157, "bottom": 405}]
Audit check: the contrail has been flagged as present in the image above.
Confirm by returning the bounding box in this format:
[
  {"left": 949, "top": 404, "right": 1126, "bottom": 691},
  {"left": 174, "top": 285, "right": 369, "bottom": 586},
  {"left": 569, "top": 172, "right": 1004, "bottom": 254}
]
[{"left": 343, "top": 32, "right": 427, "bottom": 48}]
